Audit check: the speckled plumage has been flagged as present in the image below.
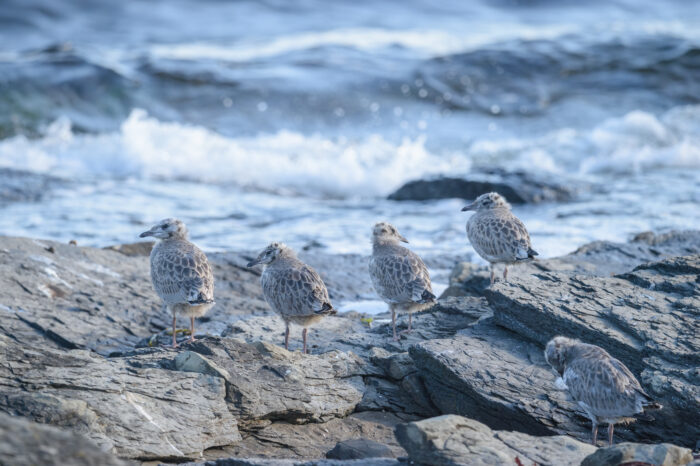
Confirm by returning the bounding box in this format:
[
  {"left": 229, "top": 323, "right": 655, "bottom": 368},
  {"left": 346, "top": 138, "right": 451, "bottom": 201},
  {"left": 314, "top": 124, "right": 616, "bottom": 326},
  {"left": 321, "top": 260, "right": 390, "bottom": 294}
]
[
  {"left": 545, "top": 336, "right": 661, "bottom": 445},
  {"left": 369, "top": 222, "right": 436, "bottom": 340},
  {"left": 462, "top": 192, "right": 538, "bottom": 285},
  {"left": 140, "top": 218, "right": 214, "bottom": 347},
  {"left": 248, "top": 242, "right": 335, "bottom": 353},
  {"left": 150, "top": 240, "right": 214, "bottom": 311}
]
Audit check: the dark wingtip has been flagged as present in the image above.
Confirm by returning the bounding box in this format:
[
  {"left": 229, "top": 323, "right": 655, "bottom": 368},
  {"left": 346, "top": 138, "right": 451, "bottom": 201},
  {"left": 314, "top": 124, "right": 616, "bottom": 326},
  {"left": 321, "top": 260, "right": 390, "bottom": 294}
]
[
  {"left": 528, "top": 248, "right": 539, "bottom": 257},
  {"left": 318, "top": 302, "right": 337, "bottom": 315},
  {"left": 189, "top": 297, "right": 215, "bottom": 305},
  {"left": 420, "top": 290, "right": 437, "bottom": 303}
]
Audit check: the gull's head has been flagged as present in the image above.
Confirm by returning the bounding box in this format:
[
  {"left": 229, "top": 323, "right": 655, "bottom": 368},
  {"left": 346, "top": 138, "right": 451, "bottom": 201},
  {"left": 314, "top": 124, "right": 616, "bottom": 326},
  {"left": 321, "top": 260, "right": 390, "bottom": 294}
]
[
  {"left": 372, "top": 222, "right": 408, "bottom": 244},
  {"left": 139, "top": 218, "right": 188, "bottom": 240},
  {"left": 544, "top": 336, "right": 577, "bottom": 376},
  {"left": 247, "top": 242, "right": 290, "bottom": 267},
  {"left": 461, "top": 192, "right": 510, "bottom": 212}
]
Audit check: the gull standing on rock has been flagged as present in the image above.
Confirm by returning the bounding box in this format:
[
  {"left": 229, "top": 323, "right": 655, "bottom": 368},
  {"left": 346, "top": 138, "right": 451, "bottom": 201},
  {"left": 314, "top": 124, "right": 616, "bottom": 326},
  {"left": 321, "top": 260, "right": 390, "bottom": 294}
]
[
  {"left": 461, "top": 192, "right": 538, "bottom": 285},
  {"left": 369, "top": 222, "right": 436, "bottom": 341},
  {"left": 544, "top": 336, "right": 662, "bottom": 446},
  {"left": 247, "top": 242, "right": 336, "bottom": 354},
  {"left": 140, "top": 218, "right": 215, "bottom": 347}
]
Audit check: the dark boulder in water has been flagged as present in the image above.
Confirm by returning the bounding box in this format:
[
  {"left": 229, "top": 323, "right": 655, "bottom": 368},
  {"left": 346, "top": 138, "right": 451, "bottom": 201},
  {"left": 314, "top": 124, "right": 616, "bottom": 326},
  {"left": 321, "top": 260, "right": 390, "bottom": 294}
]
[{"left": 387, "top": 169, "right": 577, "bottom": 203}]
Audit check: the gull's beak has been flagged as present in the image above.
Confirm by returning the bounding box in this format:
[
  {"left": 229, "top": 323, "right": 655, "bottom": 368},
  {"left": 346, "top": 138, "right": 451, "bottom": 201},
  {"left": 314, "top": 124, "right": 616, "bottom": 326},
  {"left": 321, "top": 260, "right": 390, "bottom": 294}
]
[
  {"left": 461, "top": 202, "right": 476, "bottom": 212},
  {"left": 139, "top": 229, "right": 155, "bottom": 238},
  {"left": 246, "top": 258, "right": 260, "bottom": 268},
  {"left": 398, "top": 234, "right": 409, "bottom": 243}
]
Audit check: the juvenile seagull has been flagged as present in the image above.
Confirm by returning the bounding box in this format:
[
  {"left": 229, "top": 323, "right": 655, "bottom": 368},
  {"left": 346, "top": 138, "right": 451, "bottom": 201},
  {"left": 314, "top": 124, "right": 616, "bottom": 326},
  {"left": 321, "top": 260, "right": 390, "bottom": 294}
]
[
  {"left": 247, "top": 242, "right": 336, "bottom": 354},
  {"left": 544, "top": 336, "right": 661, "bottom": 446},
  {"left": 369, "top": 222, "right": 436, "bottom": 341},
  {"left": 140, "top": 218, "right": 214, "bottom": 347},
  {"left": 461, "top": 192, "right": 538, "bottom": 285}
]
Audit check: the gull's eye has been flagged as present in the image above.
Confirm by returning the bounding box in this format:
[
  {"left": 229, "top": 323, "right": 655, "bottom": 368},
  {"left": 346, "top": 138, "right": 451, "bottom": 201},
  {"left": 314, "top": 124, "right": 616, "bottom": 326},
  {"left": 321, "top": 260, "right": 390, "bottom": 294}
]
[{"left": 161, "top": 223, "right": 170, "bottom": 229}]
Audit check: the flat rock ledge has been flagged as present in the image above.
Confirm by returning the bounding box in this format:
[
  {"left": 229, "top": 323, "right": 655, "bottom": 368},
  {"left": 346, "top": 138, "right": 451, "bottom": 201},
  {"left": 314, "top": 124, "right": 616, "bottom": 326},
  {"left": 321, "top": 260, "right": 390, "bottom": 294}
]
[{"left": 1, "top": 232, "right": 698, "bottom": 463}]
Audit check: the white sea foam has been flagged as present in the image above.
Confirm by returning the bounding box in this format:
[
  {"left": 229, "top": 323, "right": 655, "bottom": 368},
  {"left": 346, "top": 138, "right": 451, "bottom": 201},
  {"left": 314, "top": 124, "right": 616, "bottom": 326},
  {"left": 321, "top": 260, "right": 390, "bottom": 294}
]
[
  {"left": 147, "top": 26, "right": 577, "bottom": 63},
  {"left": 471, "top": 106, "right": 700, "bottom": 175},
  {"left": 144, "top": 19, "right": 700, "bottom": 64},
  {"left": 0, "top": 106, "right": 698, "bottom": 199},
  {"left": 0, "top": 109, "right": 467, "bottom": 198}
]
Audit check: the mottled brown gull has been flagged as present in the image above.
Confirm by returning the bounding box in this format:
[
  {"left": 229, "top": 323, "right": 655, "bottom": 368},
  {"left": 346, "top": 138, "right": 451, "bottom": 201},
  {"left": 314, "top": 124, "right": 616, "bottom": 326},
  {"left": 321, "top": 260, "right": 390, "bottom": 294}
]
[
  {"left": 545, "top": 336, "right": 662, "bottom": 446},
  {"left": 461, "top": 192, "right": 538, "bottom": 285},
  {"left": 369, "top": 222, "right": 436, "bottom": 341},
  {"left": 140, "top": 218, "right": 215, "bottom": 347},
  {"left": 247, "top": 242, "right": 336, "bottom": 354}
]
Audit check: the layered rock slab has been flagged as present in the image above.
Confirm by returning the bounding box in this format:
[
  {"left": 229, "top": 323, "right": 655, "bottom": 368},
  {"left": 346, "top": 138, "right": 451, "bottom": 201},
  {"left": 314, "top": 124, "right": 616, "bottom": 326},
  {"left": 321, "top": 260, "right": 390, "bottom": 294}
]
[
  {"left": 581, "top": 442, "right": 694, "bottom": 466},
  {"left": 0, "top": 412, "right": 132, "bottom": 466},
  {"left": 0, "top": 236, "right": 266, "bottom": 355},
  {"left": 173, "top": 337, "right": 367, "bottom": 424},
  {"left": 0, "top": 334, "right": 240, "bottom": 460},
  {"left": 486, "top": 254, "right": 700, "bottom": 446},
  {"left": 395, "top": 414, "right": 596, "bottom": 466},
  {"left": 409, "top": 324, "right": 591, "bottom": 440}
]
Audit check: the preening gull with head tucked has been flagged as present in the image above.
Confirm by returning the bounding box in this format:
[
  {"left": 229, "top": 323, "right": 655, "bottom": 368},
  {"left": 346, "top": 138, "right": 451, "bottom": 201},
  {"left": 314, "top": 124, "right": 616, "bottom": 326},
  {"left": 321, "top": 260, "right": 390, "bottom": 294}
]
[{"left": 545, "top": 336, "right": 662, "bottom": 446}]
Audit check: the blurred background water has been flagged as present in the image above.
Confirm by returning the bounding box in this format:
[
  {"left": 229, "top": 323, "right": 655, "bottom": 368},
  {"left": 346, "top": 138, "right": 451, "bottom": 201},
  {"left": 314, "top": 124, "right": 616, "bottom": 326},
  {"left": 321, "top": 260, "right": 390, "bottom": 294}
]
[{"left": 0, "top": 0, "right": 698, "bottom": 259}]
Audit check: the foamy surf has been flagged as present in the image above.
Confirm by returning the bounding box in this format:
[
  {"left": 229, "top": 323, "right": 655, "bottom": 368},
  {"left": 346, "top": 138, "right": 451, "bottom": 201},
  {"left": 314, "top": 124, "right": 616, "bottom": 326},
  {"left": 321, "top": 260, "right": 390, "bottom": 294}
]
[
  {"left": 0, "top": 109, "right": 469, "bottom": 198},
  {"left": 3, "top": 106, "right": 698, "bottom": 197}
]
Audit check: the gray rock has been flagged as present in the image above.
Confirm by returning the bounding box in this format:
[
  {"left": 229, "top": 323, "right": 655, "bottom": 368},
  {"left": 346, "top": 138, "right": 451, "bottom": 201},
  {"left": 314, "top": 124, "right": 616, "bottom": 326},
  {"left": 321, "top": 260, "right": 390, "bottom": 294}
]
[
  {"left": 0, "top": 412, "right": 132, "bottom": 466},
  {"left": 446, "top": 230, "right": 700, "bottom": 295},
  {"left": 581, "top": 442, "right": 694, "bottom": 466},
  {"left": 173, "top": 337, "right": 366, "bottom": 424},
  {"left": 103, "top": 241, "right": 154, "bottom": 257},
  {"left": 395, "top": 414, "right": 596, "bottom": 466},
  {"left": 2, "top": 232, "right": 698, "bottom": 463},
  {"left": 204, "top": 412, "right": 408, "bottom": 462},
  {"left": 0, "top": 236, "right": 267, "bottom": 356},
  {"left": 177, "top": 458, "right": 400, "bottom": 466},
  {"left": 409, "top": 323, "right": 590, "bottom": 440},
  {"left": 485, "top": 254, "right": 700, "bottom": 447},
  {"left": 326, "top": 438, "right": 394, "bottom": 459},
  {"left": 0, "top": 335, "right": 240, "bottom": 460},
  {"left": 387, "top": 170, "right": 577, "bottom": 203}
]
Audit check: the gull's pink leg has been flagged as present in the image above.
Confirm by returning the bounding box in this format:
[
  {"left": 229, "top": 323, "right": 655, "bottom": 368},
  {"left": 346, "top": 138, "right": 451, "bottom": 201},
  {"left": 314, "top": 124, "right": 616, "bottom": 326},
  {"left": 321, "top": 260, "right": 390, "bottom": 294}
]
[
  {"left": 591, "top": 423, "right": 598, "bottom": 446},
  {"left": 189, "top": 316, "right": 196, "bottom": 343},
  {"left": 503, "top": 265, "right": 509, "bottom": 281},
  {"left": 400, "top": 313, "right": 413, "bottom": 335},
  {"left": 302, "top": 327, "right": 308, "bottom": 354},
  {"left": 171, "top": 315, "right": 178, "bottom": 348},
  {"left": 607, "top": 424, "right": 614, "bottom": 446},
  {"left": 284, "top": 323, "right": 290, "bottom": 350}
]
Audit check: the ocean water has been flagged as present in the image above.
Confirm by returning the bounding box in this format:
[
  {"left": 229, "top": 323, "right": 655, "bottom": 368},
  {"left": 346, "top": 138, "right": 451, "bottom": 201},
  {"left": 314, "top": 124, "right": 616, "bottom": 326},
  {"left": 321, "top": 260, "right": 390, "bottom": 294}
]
[{"left": 1, "top": 0, "right": 699, "bottom": 264}]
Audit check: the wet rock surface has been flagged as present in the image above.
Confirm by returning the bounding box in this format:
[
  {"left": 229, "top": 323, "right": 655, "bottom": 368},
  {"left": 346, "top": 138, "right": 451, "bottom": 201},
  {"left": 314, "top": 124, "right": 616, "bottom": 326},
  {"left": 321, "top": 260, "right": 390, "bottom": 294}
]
[
  {"left": 387, "top": 169, "right": 578, "bottom": 203},
  {"left": 0, "top": 231, "right": 697, "bottom": 463}
]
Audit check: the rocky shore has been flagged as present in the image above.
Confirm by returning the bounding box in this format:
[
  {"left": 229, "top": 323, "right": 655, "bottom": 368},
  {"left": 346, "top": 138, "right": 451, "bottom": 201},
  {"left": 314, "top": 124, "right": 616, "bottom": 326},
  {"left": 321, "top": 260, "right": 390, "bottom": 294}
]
[{"left": 0, "top": 231, "right": 698, "bottom": 465}]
